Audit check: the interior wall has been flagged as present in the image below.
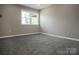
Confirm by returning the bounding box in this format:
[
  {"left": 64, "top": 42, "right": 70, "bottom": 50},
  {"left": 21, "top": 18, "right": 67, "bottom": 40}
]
[
  {"left": 0, "top": 5, "right": 3, "bottom": 36},
  {"left": 40, "top": 5, "right": 79, "bottom": 39},
  {"left": 0, "top": 4, "right": 40, "bottom": 36}
]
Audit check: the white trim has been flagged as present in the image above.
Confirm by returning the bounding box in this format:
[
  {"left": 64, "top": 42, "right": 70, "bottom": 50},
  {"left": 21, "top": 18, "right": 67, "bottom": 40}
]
[
  {"left": 1, "top": 32, "right": 79, "bottom": 42},
  {"left": 0, "top": 32, "right": 40, "bottom": 39},
  {"left": 42, "top": 33, "right": 79, "bottom": 42}
]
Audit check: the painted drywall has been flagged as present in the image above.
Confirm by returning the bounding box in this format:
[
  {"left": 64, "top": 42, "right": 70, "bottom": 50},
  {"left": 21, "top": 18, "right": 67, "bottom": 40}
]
[
  {"left": 0, "top": 5, "right": 3, "bottom": 36},
  {"left": 40, "top": 5, "right": 79, "bottom": 39},
  {"left": 0, "top": 4, "right": 40, "bottom": 36}
]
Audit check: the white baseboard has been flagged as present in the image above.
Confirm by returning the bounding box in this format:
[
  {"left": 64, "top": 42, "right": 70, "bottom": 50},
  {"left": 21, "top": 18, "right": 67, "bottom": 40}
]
[
  {"left": 0, "top": 32, "right": 40, "bottom": 39},
  {"left": 1, "top": 32, "right": 79, "bottom": 42},
  {"left": 42, "top": 33, "right": 79, "bottom": 42}
]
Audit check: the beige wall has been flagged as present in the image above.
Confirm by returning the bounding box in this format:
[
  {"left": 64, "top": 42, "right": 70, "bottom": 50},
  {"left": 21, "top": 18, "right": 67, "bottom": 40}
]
[
  {"left": 0, "top": 4, "right": 40, "bottom": 36},
  {"left": 40, "top": 5, "right": 79, "bottom": 39},
  {"left": 0, "top": 5, "right": 3, "bottom": 36}
]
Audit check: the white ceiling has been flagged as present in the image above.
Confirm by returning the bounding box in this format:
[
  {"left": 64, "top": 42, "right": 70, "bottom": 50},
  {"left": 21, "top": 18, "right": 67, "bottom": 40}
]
[{"left": 22, "top": 4, "right": 52, "bottom": 10}]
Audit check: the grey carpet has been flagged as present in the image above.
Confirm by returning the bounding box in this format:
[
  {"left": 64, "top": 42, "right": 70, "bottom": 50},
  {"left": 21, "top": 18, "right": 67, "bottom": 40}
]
[{"left": 0, "top": 33, "right": 79, "bottom": 55}]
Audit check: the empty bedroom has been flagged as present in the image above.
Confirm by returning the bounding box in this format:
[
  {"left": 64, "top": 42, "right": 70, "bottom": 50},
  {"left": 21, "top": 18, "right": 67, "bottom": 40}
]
[{"left": 0, "top": 4, "right": 79, "bottom": 55}]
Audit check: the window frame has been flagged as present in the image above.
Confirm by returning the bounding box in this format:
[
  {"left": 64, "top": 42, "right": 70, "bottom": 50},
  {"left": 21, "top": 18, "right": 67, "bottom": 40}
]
[{"left": 21, "top": 10, "right": 39, "bottom": 25}]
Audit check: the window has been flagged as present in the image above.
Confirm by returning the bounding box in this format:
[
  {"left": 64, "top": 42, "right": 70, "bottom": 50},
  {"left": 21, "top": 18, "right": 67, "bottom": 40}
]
[{"left": 21, "top": 10, "right": 38, "bottom": 25}]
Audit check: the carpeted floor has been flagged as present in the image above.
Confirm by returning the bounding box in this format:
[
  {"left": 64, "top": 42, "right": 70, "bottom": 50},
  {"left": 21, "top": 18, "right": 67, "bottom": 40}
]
[{"left": 0, "top": 33, "right": 79, "bottom": 55}]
